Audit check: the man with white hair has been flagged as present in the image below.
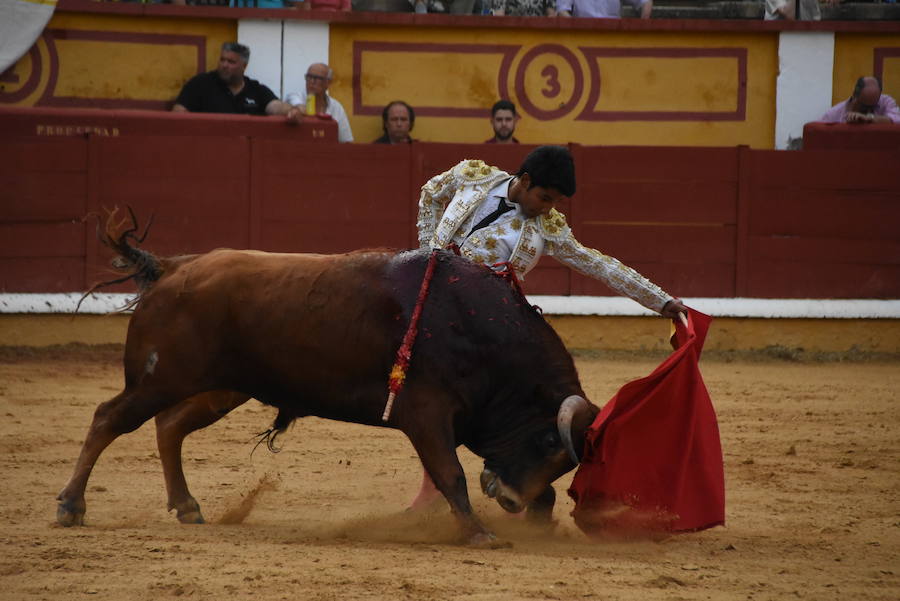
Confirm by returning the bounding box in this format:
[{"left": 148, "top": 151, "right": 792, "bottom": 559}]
[{"left": 286, "top": 63, "right": 354, "bottom": 143}]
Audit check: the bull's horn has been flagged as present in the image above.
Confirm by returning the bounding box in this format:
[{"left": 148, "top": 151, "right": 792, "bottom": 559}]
[{"left": 557, "top": 395, "right": 590, "bottom": 464}]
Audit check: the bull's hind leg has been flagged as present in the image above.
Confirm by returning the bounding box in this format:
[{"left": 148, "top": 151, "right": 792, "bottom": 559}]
[
  {"left": 155, "top": 390, "right": 250, "bottom": 524},
  {"left": 56, "top": 386, "right": 181, "bottom": 527}
]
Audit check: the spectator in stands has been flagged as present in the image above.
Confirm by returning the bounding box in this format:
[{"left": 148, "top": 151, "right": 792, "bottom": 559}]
[
  {"left": 373, "top": 101, "right": 416, "bottom": 144},
  {"left": 492, "top": 0, "right": 556, "bottom": 16},
  {"left": 558, "top": 0, "right": 651, "bottom": 18},
  {"left": 285, "top": 63, "right": 354, "bottom": 142},
  {"left": 820, "top": 77, "right": 900, "bottom": 124},
  {"left": 412, "top": 0, "right": 474, "bottom": 14},
  {"left": 172, "top": 42, "right": 293, "bottom": 117},
  {"left": 229, "top": 0, "right": 292, "bottom": 7},
  {"left": 302, "top": 0, "right": 351, "bottom": 10},
  {"left": 765, "top": 0, "right": 838, "bottom": 20},
  {"left": 485, "top": 100, "right": 520, "bottom": 144}
]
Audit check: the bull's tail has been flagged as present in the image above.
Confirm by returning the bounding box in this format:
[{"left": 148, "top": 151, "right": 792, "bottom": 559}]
[
  {"left": 251, "top": 409, "right": 295, "bottom": 455},
  {"left": 77, "top": 207, "right": 163, "bottom": 312}
]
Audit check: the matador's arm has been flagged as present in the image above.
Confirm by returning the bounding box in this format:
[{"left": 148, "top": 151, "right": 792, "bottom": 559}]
[{"left": 540, "top": 210, "right": 673, "bottom": 313}]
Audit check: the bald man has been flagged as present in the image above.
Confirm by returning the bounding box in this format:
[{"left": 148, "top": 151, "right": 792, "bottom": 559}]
[
  {"left": 285, "top": 63, "right": 354, "bottom": 143},
  {"left": 820, "top": 76, "right": 900, "bottom": 124}
]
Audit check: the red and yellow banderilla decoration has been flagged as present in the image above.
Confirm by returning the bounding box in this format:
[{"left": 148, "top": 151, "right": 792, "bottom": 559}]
[{"left": 382, "top": 250, "right": 440, "bottom": 422}]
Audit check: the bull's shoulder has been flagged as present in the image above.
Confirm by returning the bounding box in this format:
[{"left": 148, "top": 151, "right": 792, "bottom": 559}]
[{"left": 537, "top": 209, "right": 572, "bottom": 242}]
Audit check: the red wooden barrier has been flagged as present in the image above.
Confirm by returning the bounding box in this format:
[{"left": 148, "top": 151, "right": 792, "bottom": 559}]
[
  {"left": 803, "top": 122, "right": 900, "bottom": 151},
  {"left": 743, "top": 149, "right": 900, "bottom": 298},
  {"left": 0, "top": 106, "right": 337, "bottom": 141},
  {"left": 2, "top": 108, "right": 899, "bottom": 299}
]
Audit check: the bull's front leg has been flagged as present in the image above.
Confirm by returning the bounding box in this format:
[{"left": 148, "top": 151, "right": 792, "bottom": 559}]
[
  {"left": 526, "top": 485, "right": 556, "bottom": 525},
  {"left": 403, "top": 426, "right": 496, "bottom": 546}
]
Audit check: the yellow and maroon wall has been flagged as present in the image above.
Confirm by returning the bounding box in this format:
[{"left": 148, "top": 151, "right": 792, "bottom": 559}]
[{"left": 2, "top": 2, "right": 898, "bottom": 148}]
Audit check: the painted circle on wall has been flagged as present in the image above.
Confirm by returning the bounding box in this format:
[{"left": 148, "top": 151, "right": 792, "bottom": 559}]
[{"left": 514, "top": 44, "right": 584, "bottom": 122}]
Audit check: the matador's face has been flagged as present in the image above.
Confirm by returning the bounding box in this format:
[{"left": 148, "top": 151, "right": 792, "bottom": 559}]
[{"left": 512, "top": 174, "right": 566, "bottom": 219}]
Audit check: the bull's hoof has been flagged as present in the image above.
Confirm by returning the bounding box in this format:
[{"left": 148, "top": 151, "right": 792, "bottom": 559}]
[
  {"left": 467, "top": 532, "right": 512, "bottom": 549},
  {"left": 173, "top": 498, "right": 205, "bottom": 524},
  {"left": 176, "top": 510, "right": 205, "bottom": 524},
  {"left": 56, "top": 504, "right": 85, "bottom": 527}
]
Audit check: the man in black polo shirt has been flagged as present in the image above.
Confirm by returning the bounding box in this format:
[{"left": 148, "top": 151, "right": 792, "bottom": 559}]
[{"left": 172, "top": 42, "right": 293, "bottom": 116}]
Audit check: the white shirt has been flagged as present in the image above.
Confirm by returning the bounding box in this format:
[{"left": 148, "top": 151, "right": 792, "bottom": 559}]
[
  {"left": 765, "top": 0, "right": 820, "bottom": 19},
  {"left": 461, "top": 177, "right": 521, "bottom": 265},
  {"left": 285, "top": 90, "right": 354, "bottom": 143}
]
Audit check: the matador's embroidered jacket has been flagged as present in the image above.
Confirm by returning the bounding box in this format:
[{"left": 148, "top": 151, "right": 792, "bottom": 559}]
[{"left": 416, "top": 159, "right": 673, "bottom": 313}]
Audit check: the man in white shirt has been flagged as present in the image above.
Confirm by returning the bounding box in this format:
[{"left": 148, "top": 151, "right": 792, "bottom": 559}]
[{"left": 286, "top": 63, "right": 354, "bottom": 143}]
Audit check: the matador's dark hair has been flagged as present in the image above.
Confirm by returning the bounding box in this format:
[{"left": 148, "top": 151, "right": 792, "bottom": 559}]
[{"left": 516, "top": 145, "right": 576, "bottom": 197}]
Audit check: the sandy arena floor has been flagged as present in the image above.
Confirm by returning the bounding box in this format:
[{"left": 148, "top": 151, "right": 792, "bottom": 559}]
[{"left": 0, "top": 346, "right": 898, "bottom": 601}]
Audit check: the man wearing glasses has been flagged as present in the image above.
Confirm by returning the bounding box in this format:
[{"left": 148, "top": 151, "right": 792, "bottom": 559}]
[
  {"left": 820, "top": 76, "right": 900, "bottom": 125},
  {"left": 286, "top": 63, "right": 354, "bottom": 143}
]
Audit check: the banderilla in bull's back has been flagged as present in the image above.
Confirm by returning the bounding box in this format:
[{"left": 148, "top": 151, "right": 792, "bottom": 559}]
[{"left": 57, "top": 208, "right": 599, "bottom": 546}]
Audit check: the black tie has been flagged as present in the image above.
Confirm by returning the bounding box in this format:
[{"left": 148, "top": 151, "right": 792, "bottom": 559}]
[{"left": 469, "top": 197, "right": 513, "bottom": 235}]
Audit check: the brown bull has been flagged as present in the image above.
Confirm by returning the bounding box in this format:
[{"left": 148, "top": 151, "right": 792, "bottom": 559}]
[{"left": 57, "top": 214, "right": 598, "bottom": 544}]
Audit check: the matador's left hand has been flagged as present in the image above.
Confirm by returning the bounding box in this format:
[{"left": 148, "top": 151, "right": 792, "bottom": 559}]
[{"left": 661, "top": 298, "right": 688, "bottom": 321}]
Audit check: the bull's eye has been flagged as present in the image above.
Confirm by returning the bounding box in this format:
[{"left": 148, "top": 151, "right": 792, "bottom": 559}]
[{"left": 540, "top": 431, "right": 560, "bottom": 452}]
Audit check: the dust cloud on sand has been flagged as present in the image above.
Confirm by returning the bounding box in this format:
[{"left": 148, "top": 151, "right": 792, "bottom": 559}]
[
  {"left": 0, "top": 347, "right": 898, "bottom": 600},
  {"left": 215, "top": 472, "right": 281, "bottom": 525}
]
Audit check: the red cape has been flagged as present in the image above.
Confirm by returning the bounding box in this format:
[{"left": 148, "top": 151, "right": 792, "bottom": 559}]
[{"left": 568, "top": 309, "right": 725, "bottom": 538}]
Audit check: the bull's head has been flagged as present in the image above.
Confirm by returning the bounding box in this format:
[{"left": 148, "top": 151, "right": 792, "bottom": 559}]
[{"left": 479, "top": 395, "right": 596, "bottom": 513}]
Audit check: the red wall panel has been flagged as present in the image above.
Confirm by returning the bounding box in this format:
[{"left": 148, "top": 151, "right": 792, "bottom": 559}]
[
  {"left": 0, "top": 138, "right": 88, "bottom": 224},
  {"left": 747, "top": 261, "right": 899, "bottom": 299},
  {"left": 744, "top": 149, "right": 900, "bottom": 297},
  {"left": 751, "top": 149, "right": 899, "bottom": 191},
  {"left": 803, "top": 123, "right": 900, "bottom": 151},
  {"left": 580, "top": 181, "right": 738, "bottom": 224},
  {"left": 580, "top": 147, "right": 740, "bottom": 182},
  {"left": 1, "top": 108, "right": 898, "bottom": 299},
  {"left": 255, "top": 140, "right": 414, "bottom": 252},
  {"left": 578, "top": 224, "right": 736, "bottom": 263},
  {"left": 748, "top": 189, "right": 898, "bottom": 239},
  {"left": 0, "top": 173, "right": 89, "bottom": 221},
  {"left": 93, "top": 136, "right": 252, "bottom": 256},
  {"left": 0, "top": 137, "right": 87, "bottom": 174},
  {"left": 0, "top": 222, "right": 84, "bottom": 258},
  {"left": 0, "top": 258, "right": 86, "bottom": 292}
]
